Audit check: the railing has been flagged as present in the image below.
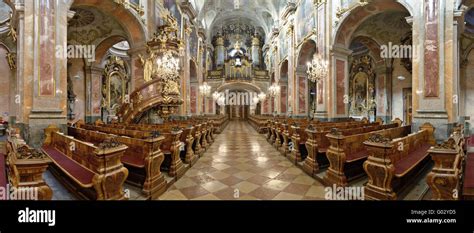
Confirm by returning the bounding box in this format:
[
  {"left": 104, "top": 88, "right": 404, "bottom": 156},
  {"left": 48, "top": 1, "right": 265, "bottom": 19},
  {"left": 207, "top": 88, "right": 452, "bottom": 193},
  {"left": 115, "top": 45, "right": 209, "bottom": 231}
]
[{"left": 207, "top": 67, "right": 270, "bottom": 82}]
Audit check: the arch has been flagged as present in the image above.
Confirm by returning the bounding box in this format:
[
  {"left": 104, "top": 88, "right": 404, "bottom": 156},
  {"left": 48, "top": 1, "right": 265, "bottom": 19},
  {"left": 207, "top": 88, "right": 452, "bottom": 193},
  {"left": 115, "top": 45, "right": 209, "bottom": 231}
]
[
  {"left": 333, "top": 0, "right": 411, "bottom": 48},
  {"left": 296, "top": 39, "right": 317, "bottom": 66},
  {"left": 69, "top": 0, "right": 147, "bottom": 48},
  {"left": 94, "top": 35, "right": 128, "bottom": 66},
  {"left": 216, "top": 82, "right": 263, "bottom": 93},
  {"left": 350, "top": 36, "right": 385, "bottom": 66}
]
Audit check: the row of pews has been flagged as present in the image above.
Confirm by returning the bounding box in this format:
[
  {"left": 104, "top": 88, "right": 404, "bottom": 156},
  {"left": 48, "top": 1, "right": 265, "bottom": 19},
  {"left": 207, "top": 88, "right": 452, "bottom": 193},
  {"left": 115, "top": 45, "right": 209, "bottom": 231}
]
[
  {"left": 257, "top": 114, "right": 474, "bottom": 200},
  {"left": 252, "top": 115, "right": 440, "bottom": 199},
  {"left": 39, "top": 115, "right": 228, "bottom": 200},
  {"left": 426, "top": 125, "right": 474, "bottom": 200}
]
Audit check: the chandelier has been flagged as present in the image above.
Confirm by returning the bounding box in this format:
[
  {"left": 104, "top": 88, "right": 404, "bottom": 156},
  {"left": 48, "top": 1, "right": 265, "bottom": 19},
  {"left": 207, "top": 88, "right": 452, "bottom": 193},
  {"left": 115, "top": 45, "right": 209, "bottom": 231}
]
[
  {"left": 199, "top": 82, "right": 211, "bottom": 97},
  {"left": 258, "top": 92, "right": 266, "bottom": 102},
  {"left": 268, "top": 83, "right": 280, "bottom": 97},
  {"left": 212, "top": 91, "right": 222, "bottom": 101},
  {"left": 307, "top": 57, "right": 329, "bottom": 83}
]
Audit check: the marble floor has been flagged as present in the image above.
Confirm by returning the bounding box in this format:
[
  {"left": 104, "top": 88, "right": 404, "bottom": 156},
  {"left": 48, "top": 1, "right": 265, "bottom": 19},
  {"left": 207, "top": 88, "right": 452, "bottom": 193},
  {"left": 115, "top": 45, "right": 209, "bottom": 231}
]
[{"left": 159, "top": 120, "right": 326, "bottom": 200}]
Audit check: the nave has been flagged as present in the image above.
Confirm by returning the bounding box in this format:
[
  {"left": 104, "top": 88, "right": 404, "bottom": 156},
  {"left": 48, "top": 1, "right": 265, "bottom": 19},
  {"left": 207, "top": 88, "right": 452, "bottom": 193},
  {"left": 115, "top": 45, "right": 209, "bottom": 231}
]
[
  {"left": 21, "top": 119, "right": 449, "bottom": 201},
  {"left": 159, "top": 121, "right": 326, "bottom": 200}
]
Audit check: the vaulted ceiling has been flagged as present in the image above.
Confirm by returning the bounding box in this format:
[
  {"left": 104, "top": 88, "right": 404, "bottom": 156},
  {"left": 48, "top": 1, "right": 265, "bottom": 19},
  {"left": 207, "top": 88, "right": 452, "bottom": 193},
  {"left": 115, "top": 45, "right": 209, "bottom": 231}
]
[{"left": 190, "top": 0, "right": 290, "bottom": 40}]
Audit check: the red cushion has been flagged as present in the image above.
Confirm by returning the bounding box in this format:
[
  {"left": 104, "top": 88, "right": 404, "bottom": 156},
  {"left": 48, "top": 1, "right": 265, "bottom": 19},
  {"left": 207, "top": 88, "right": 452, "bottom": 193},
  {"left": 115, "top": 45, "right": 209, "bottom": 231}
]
[
  {"left": 42, "top": 146, "right": 94, "bottom": 187},
  {"left": 464, "top": 153, "right": 474, "bottom": 191},
  {"left": 394, "top": 144, "right": 431, "bottom": 176},
  {"left": 346, "top": 149, "right": 367, "bottom": 162},
  {"left": 121, "top": 154, "right": 145, "bottom": 168},
  {"left": 0, "top": 153, "right": 6, "bottom": 189}
]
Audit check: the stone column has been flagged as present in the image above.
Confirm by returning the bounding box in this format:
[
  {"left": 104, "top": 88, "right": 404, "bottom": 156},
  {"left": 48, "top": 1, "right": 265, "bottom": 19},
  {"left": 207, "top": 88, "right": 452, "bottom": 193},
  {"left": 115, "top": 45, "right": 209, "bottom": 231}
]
[
  {"left": 15, "top": 1, "right": 68, "bottom": 147},
  {"left": 315, "top": 0, "right": 329, "bottom": 119},
  {"left": 214, "top": 34, "right": 225, "bottom": 67},
  {"left": 412, "top": 0, "right": 457, "bottom": 141},
  {"left": 183, "top": 24, "right": 192, "bottom": 115},
  {"left": 251, "top": 35, "right": 261, "bottom": 67},
  {"left": 329, "top": 46, "right": 352, "bottom": 120},
  {"left": 287, "top": 23, "right": 295, "bottom": 116},
  {"left": 84, "top": 65, "right": 103, "bottom": 123},
  {"left": 375, "top": 66, "right": 392, "bottom": 123}
]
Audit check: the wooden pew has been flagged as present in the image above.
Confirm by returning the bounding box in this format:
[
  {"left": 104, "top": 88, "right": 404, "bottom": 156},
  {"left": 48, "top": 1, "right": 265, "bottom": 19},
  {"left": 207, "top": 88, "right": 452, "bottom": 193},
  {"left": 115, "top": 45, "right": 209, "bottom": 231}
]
[
  {"left": 324, "top": 124, "right": 413, "bottom": 187},
  {"left": 81, "top": 123, "right": 186, "bottom": 179},
  {"left": 363, "top": 123, "right": 436, "bottom": 200},
  {"left": 128, "top": 122, "right": 201, "bottom": 161},
  {"left": 248, "top": 115, "right": 271, "bottom": 133},
  {"left": 426, "top": 127, "right": 464, "bottom": 200},
  {"left": 68, "top": 127, "right": 167, "bottom": 199},
  {"left": 4, "top": 129, "right": 53, "bottom": 200},
  {"left": 42, "top": 125, "right": 129, "bottom": 200},
  {"left": 288, "top": 120, "right": 384, "bottom": 164},
  {"left": 301, "top": 122, "right": 391, "bottom": 176}
]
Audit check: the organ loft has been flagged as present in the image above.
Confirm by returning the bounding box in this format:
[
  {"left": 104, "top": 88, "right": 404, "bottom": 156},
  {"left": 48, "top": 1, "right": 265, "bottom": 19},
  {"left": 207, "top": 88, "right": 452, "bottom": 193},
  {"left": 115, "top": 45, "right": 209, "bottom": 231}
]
[{"left": 0, "top": 0, "right": 472, "bottom": 202}]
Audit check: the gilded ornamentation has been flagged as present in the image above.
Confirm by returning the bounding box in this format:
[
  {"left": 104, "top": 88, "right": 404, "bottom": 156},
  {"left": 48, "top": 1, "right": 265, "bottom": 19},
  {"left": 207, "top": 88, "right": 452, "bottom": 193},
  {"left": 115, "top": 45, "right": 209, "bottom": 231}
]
[
  {"left": 434, "top": 138, "right": 456, "bottom": 150},
  {"left": 6, "top": 52, "right": 16, "bottom": 70},
  {"left": 16, "top": 145, "right": 47, "bottom": 160},
  {"left": 329, "top": 128, "right": 342, "bottom": 136},
  {"left": 97, "top": 136, "right": 123, "bottom": 150},
  {"left": 7, "top": 12, "right": 17, "bottom": 42},
  {"left": 102, "top": 56, "right": 130, "bottom": 115},
  {"left": 367, "top": 134, "right": 391, "bottom": 144}
]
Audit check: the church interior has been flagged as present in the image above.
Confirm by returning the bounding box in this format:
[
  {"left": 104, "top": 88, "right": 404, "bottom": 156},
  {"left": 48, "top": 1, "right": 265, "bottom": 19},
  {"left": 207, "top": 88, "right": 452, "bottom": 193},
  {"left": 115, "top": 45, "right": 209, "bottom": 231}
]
[{"left": 0, "top": 0, "right": 473, "bottom": 201}]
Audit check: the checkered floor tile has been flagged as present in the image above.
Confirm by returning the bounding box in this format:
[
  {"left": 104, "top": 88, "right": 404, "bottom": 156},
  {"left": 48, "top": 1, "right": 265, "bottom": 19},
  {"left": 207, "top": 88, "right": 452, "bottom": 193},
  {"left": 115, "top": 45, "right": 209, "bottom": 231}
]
[{"left": 159, "top": 121, "right": 325, "bottom": 200}]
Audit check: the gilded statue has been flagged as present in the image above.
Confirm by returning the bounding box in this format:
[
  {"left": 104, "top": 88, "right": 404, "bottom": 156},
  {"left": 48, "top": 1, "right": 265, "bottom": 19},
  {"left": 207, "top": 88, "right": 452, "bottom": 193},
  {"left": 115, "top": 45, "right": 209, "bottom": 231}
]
[{"left": 139, "top": 50, "right": 156, "bottom": 83}]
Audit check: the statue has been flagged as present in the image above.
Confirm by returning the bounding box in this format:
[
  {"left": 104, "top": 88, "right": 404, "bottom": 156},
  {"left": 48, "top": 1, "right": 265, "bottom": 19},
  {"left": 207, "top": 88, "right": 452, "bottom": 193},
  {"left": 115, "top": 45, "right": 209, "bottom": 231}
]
[{"left": 139, "top": 50, "right": 156, "bottom": 83}]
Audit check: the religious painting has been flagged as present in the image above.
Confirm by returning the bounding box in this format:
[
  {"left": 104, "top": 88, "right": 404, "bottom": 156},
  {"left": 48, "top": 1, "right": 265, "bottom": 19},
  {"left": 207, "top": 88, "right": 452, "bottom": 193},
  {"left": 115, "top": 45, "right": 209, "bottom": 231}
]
[
  {"left": 298, "top": 76, "right": 306, "bottom": 114},
  {"left": 102, "top": 56, "right": 129, "bottom": 115},
  {"left": 39, "top": 0, "right": 55, "bottom": 96},
  {"left": 348, "top": 55, "right": 376, "bottom": 117},
  {"left": 351, "top": 72, "right": 369, "bottom": 115},
  {"left": 296, "top": 0, "right": 315, "bottom": 45}
]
